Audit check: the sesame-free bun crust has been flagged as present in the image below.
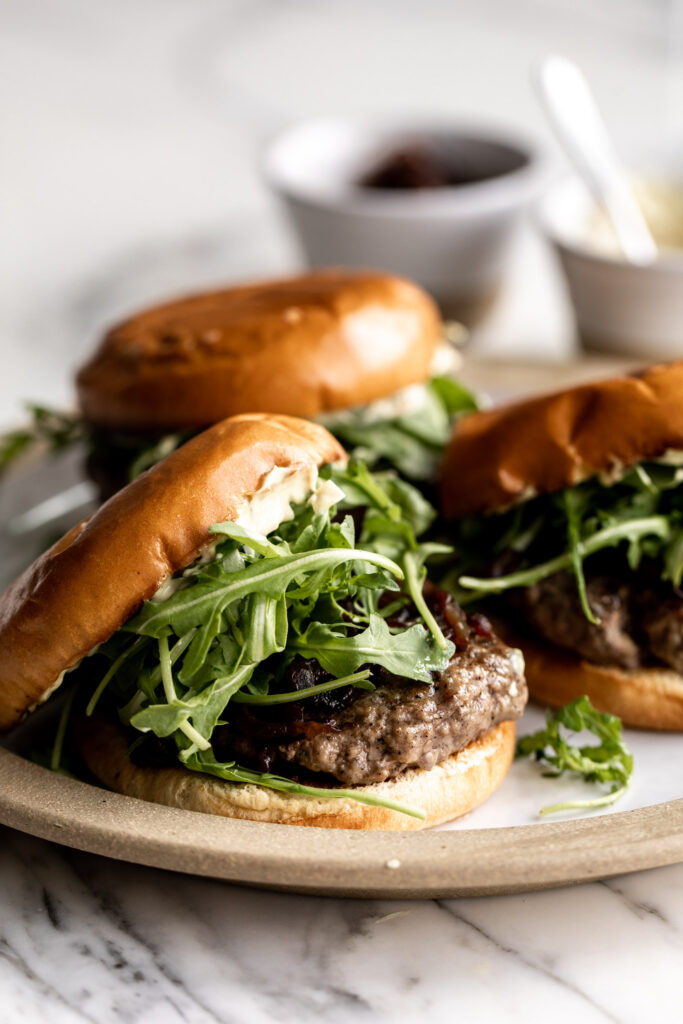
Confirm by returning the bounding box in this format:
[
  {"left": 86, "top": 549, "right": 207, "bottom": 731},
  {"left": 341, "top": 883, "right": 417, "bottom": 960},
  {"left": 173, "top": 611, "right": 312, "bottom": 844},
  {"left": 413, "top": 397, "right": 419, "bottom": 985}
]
[
  {"left": 76, "top": 270, "right": 442, "bottom": 431},
  {"left": 77, "top": 717, "right": 516, "bottom": 831},
  {"left": 0, "top": 414, "right": 344, "bottom": 732},
  {"left": 518, "top": 632, "right": 683, "bottom": 730},
  {"left": 441, "top": 361, "right": 683, "bottom": 519}
]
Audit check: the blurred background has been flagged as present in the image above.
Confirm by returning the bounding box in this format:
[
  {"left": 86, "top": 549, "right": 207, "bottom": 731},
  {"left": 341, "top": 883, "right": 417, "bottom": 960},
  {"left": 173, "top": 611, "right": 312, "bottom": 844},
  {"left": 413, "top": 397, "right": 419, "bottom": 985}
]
[{"left": 3, "top": 0, "right": 683, "bottom": 420}]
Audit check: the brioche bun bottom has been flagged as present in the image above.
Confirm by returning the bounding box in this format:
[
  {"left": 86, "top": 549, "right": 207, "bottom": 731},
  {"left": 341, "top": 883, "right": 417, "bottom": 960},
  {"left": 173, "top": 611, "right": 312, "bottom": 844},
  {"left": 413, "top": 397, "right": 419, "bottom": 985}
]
[
  {"left": 519, "top": 633, "right": 683, "bottom": 730},
  {"left": 77, "top": 717, "right": 516, "bottom": 831}
]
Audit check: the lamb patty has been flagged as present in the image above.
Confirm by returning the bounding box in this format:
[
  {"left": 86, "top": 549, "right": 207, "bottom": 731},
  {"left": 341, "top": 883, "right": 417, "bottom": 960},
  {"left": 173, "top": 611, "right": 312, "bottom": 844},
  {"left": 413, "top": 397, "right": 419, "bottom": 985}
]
[
  {"left": 639, "top": 591, "right": 683, "bottom": 674},
  {"left": 212, "top": 592, "right": 527, "bottom": 786},
  {"left": 519, "top": 573, "right": 641, "bottom": 670},
  {"left": 518, "top": 569, "right": 683, "bottom": 674}
]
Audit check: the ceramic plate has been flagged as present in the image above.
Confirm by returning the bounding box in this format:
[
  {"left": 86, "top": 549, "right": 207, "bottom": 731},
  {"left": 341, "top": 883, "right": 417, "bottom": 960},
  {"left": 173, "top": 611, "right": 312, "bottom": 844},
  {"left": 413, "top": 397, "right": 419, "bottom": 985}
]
[{"left": 1, "top": 436, "right": 682, "bottom": 898}]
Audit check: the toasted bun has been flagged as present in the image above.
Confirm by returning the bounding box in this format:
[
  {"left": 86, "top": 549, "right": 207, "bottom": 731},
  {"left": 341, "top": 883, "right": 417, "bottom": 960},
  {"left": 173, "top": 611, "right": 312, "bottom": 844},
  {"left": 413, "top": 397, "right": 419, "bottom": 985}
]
[
  {"left": 516, "top": 631, "right": 683, "bottom": 730},
  {"left": 441, "top": 361, "right": 683, "bottom": 519},
  {"left": 76, "top": 716, "right": 516, "bottom": 830},
  {"left": 76, "top": 270, "right": 442, "bottom": 431},
  {"left": 0, "top": 414, "right": 344, "bottom": 732}
]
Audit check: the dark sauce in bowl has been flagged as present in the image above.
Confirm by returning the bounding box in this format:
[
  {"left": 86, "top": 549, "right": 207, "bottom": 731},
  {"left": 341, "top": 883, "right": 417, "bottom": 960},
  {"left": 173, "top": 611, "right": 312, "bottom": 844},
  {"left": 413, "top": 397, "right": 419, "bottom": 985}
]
[{"left": 359, "top": 135, "right": 529, "bottom": 191}]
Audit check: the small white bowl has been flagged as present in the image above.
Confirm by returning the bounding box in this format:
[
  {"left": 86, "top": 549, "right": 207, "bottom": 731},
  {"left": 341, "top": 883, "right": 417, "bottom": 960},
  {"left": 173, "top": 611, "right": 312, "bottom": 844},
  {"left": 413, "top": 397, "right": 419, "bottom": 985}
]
[
  {"left": 539, "top": 177, "right": 683, "bottom": 359},
  {"left": 262, "top": 117, "right": 546, "bottom": 324}
]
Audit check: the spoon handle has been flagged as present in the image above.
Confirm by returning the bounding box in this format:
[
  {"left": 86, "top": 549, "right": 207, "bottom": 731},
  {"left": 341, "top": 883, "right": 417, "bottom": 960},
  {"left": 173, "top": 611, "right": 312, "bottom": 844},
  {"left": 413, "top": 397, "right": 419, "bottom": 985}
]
[{"left": 536, "top": 55, "right": 657, "bottom": 265}]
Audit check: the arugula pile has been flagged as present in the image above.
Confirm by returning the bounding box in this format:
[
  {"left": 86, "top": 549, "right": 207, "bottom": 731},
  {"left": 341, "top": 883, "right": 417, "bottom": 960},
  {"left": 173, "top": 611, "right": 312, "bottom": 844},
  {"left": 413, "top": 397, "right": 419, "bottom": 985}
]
[
  {"left": 320, "top": 376, "right": 478, "bottom": 483},
  {"left": 453, "top": 460, "right": 683, "bottom": 618},
  {"left": 70, "top": 461, "right": 453, "bottom": 819},
  {"left": 516, "top": 696, "right": 633, "bottom": 814},
  {"left": 0, "top": 375, "right": 476, "bottom": 490}
]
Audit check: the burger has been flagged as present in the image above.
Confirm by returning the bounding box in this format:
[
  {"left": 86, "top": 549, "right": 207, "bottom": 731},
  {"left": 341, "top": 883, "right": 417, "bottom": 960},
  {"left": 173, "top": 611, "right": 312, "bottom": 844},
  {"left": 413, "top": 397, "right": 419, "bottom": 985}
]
[
  {"left": 73, "top": 269, "right": 475, "bottom": 497},
  {"left": 440, "top": 361, "right": 683, "bottom": 730},
  {"left": 0, "top": 414, "right": 526, "bottom": 829}
]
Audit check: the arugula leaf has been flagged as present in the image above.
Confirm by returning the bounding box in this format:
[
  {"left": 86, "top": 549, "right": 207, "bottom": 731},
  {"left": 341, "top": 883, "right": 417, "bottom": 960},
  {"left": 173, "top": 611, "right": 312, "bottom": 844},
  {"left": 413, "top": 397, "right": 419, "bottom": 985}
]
[
  {"left": 516, "top": 696, "right": 633, "bottom": 815},
  {"left": 0, "top": 405, "right": 84, "bottom": 471},
  {"left": 128, "top": 545, "right": 404, "bottom": 639},
  {"left": 208, "top": 521, "right": 285, "bottom": 558},
  {"left": 377, "top": 474, "right": 436, "bottom": 536},
  {"left": 175, "top": 664, "right": 255, "bottom": 740},
  {"left": 232, "top": 669, "right": 374, "bottom": 705},
  {"left": 181, "top": 748, "right": 426, "bottom": 820},
  {"left": 290, "top": 615, "right": 453, "bottom": 682},
  {"left": 402, "top": 544, "right": 453, "bottom": 650},
  {"left": 429, "top": 375, "right": 479, "bottom": 417},
  {"left": 50, "top": 687, "right": 78, "bottom": 773},
  {"left": 323, "top": 375, "right": 477, "bottom": 482},
  {"left": 127, "top": 432, "right": 189, "bottom": 480},
  {"left": 563, "top": 490, "right": 598, "bottom": 624},
  {"left": 452, "top": 459, "right": 683, "bottom": 621},
  {"left": 240, "top": 592, "right": 289, "bottom": 664},
  {"left": 86, "top": 636, "right": 149, "bottom": 715},
  {"left": 458, "top": 516, "right": 670, "bottom": 600},
  {"left": 131, "top": 702, "right": 192, "bottom": 737},
  {"left": 664, "top": 526, "right": 683, "bottom": 587},
  {"left": 330, "top": 461, "right": 453, "bottom": 651}
]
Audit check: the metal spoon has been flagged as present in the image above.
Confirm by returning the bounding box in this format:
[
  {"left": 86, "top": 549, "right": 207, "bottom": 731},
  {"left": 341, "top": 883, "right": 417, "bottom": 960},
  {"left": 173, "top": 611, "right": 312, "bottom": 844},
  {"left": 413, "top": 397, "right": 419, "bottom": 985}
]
[{"left": 536, "top": 54, "right": 658, "bottom": 264}]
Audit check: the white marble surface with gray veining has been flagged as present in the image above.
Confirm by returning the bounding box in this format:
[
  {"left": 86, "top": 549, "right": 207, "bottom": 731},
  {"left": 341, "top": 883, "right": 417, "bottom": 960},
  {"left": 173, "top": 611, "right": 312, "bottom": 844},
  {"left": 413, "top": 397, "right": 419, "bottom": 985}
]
[
  {"left": 3, "top": 824, "right": 683, "bottom": 1024},
  {"left": 3, "top": 1, "right": 683, "bottom": 1020}
]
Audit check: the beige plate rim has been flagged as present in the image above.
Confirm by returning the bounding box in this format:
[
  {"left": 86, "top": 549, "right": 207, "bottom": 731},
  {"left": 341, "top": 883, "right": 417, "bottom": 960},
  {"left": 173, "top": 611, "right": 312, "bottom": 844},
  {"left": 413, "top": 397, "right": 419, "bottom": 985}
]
[{"left": 1, "top": 746, "right": 682, "bottom": 898}]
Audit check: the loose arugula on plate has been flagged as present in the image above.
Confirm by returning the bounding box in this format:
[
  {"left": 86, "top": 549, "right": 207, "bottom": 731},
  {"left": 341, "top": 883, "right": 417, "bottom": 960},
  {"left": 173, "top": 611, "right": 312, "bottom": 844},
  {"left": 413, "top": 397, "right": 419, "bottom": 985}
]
[{"left": 516, "top": 696, "right": 634, "bottom": 815}]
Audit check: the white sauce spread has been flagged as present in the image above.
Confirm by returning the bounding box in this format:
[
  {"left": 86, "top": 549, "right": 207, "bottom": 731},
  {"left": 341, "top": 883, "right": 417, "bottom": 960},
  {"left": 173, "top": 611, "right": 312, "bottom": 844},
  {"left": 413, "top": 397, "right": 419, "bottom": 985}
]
[
  {"left": 28, "top": 671, "right": 67, "bottom": 712},
  {"left": 151, "top": 465, "right": 342, "bottom": 604},
  {"left": 317, "top": 336, "right": 463, "bottom": 429},
  {"left": 430, "top": 334, "right": 463, "bottom": 376}
]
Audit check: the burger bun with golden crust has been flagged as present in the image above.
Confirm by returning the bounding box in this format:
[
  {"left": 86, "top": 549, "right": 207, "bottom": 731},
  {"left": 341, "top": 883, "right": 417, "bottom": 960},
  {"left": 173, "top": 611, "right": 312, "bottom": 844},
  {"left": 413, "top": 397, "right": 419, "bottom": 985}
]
[
  {"left": 440, "top": 361, "right": 683, "bottom": 729},
  {"left": 514, "top": 630, "right": 683, "bottom": 731},
  {"left": 441, "top": 360, "right": 683, "bottom": 520},
  {"left": 0, "top": 410, "right": 520, "bottom": 830},
  {"left": 0, "top": 414, "right": 344, "bottom": 732},
  {"left": 77, "top": 269, "right": 443, "bottom": 431}
]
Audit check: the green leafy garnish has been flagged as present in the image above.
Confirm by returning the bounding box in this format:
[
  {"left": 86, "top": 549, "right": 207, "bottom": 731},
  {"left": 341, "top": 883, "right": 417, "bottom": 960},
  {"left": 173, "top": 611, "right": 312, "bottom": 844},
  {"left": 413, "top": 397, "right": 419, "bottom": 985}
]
[
  {"left": 516, "top": 696, "right": 633, "bottom": 815},
  {"left": 0, "top": 405, "right": 84, "bottom": 471},
  {"left": 2, "top": 373, "right": 475, "bottom": 492},
  {"left": 180, "top": 750, "right": 427, "bottom": 820},
  {"left": 289, "top": 616, "right": 445, "bottom": 682},
  {"left": 459, "top": 516, "right": 670, "bottom": 599},
  {"left": 74, "top": 462, "right": 452, "bottom": 818},
  {"left": 453, "top": 459, "right": 683, "bottom": 619},
  {"left": 231, "top": 669, "right": 374, "bottom": 704},
  {"left": 321, "top": 375, "right": 477, "bottom": 482},
  {"left": 127, "top": 432, "right": 191, "bottom": 480}
]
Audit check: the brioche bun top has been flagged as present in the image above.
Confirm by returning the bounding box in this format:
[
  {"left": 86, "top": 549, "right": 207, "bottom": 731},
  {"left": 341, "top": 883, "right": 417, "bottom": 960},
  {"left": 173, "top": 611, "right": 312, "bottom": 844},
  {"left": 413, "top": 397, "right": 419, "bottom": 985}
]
[
  {"left": 0, "top": 414, "right": 344, "bottom": 732},
  {"left": 441, "top": 361, "right": 683, "bottom": 519},
  {"left": 76, "top": 269, "right": 442, "bottom": 431}
]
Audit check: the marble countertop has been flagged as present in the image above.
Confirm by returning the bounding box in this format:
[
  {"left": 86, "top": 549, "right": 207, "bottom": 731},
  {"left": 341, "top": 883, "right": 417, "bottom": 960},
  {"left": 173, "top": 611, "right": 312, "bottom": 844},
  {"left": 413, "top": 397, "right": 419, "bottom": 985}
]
[
  {"left": 4, "top": 824, "right": 683, "bottom": 1023},
  {"left": 3, "top": 1, "right": 683, "bottom": 1019}
]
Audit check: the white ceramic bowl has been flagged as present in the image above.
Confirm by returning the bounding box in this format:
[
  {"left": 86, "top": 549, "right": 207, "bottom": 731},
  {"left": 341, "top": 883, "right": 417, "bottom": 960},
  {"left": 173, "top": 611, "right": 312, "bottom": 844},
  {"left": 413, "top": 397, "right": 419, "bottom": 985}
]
[
  {"left": 539, "top": 177, "right": 683, "bottom": 359},
  {"left": 262, "top": 117, "right": 546, "bottom": 324}
]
